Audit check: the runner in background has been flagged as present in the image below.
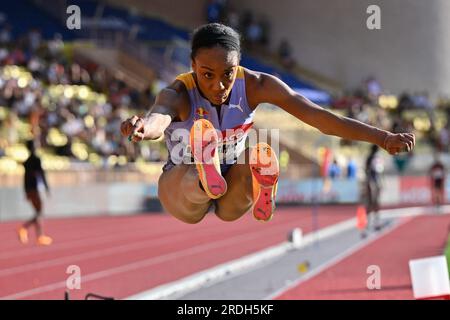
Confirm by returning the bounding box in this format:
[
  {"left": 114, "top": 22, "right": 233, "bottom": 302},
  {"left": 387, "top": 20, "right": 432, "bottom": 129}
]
[
  {"left": 429, "top": 154, "right": 446, "bottom": 209},
  {"left": 17, "top": 140, "right": 53, "bottom": 245},
  {"left": 363, "top": 145, "right": 383, "bottom": 237}
]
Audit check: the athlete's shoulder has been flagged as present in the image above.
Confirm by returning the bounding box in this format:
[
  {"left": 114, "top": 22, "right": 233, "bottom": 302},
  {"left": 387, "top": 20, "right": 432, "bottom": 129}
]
[
  {"left": 242, "top": 67, "right": 273, "bottom": 108},
  {"left": 174, "top": 72, "right": 196, "bottom": 91},
  {"left": 166, "top": 74, "right": 190, "bottom": 95},
  {"left": 242, "top": 67, "right": 274, "bottom": 92},
  {"left": 156, "top": 76, "right": 191, "bottom": 121},
  {"left": 242, "top": 67, "right": 262, "bottom": 82},
  {"left": 242, "top": 67, "right": 259, "bottom": 93}
]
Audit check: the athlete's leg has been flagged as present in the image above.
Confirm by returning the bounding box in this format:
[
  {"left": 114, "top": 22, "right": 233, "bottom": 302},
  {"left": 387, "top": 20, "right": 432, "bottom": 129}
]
[
  {"left": 438, "top": 186, "right": 444, "bottom": 205},
  {"left": 23, "top": 190, "right": 42, "bottom": 227},
  {"left": 363, "top": 184, "right": 373, "bottom": 236},
  {"left": 158, "top": 164, "right": 213, "bottom": 224},
  {"left": 24, "top": 190, "right": 52, "bottom": 245},
  {"left": 214, "top": 156, "right": 253, "bottom": 222},
  {"left": 158, "top": 118, "right": 230, "bottom": 224},
  {"left": 19, "top": 191, "right": 42, "bottom": 244},
  {"left": 373, "top": 185, "right": 381, "bottom": 230}
]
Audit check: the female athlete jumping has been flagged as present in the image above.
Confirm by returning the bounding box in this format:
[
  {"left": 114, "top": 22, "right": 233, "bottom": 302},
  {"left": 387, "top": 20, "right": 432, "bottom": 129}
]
[{"left": 120, "top": 23, "right": 415, "bottom": 224}]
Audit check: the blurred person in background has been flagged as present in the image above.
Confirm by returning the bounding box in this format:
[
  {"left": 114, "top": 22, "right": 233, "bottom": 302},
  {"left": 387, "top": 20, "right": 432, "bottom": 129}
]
[
  {"left": 17, "top": 140, "right": 52, "bottom": 246},
  {"left": 429, "top": 154, "right": 446, "bottom": 209},
  {"left": 121, "top": 23, "right": 415, "bottom": 225},
  {"left": 278, "top": 39, "right": 295, "bottom": 70},
  {"left": 364, "top": 75, "right": 382, "bottom": 105},
  {"left": 346, "top": 157, "right": 357, "bottom": 179},
  {"left": 328, "top": 159, "right": 341, "bottom": 179},
  {"left": 362, "top": 145, "right": 383, "bottom": 237},
  {"left": 206, "top": 0, "right": 225, "bottom": 24}
]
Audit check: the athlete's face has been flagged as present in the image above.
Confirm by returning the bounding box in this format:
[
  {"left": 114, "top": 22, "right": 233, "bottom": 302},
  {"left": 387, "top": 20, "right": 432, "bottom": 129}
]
[{"left": 192, "top": 46, "right": 239, "bottom": 106}]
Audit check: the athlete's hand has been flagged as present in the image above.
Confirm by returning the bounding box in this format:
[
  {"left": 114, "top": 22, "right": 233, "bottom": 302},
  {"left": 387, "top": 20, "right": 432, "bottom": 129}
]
[
  {"left": 120, "top": 116, "right": 146, "bottom": 143},
  {"left": 383, "top": 132, "right": 415, "bottom": 155}
]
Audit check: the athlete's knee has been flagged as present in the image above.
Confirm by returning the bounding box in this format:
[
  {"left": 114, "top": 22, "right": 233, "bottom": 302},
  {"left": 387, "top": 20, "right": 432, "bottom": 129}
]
[
  {"left": 29, "top": 216, "right": 39, "bottom": 224},
  {"left": 165, "top": 201, "right": 207, "bottom": 224}
]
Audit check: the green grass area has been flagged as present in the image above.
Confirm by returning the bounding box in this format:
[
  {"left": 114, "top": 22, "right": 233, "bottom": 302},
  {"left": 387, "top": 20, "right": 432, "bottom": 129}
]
[
  {"left": 444, "top": 233, "right": 450, "bottom": 278},
  {"left": 445, "top": 232, "right": 450, "bottom": 278}
]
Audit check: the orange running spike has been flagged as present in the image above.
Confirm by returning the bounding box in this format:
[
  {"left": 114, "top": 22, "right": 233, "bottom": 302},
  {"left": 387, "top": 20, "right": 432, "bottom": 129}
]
[
  {"left": 356, "top": 205, "right": 368, "bottom": 230},
  {"left": 250, "top": 143, "right": 279, "bottom": 222},
  {"left": 190, "top": 119, "right": 227, "bottom": 199},
  {"left": 17, "top": 227, "right": 28, "bottom": 244},
  {"left": 37, "top": 235, "right": 53, "bottom": 246}
]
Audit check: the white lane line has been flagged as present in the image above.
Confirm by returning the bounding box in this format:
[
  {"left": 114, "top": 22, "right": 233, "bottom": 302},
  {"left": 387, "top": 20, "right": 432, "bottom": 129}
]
[
  {"left": 264, "top": 217, "right": 410, "bottom": 300},
  {"left": 0, "top": 216, "right": 310, "bottom": 300},
  {"left": 126, "top": 218, "right": 358, "bottom": 300},
  {"left": 264, "top": 205, "right": 450, "bottom": 300},
  {"left": 0, "top": 214, "right": 303, "bottom": 276},
  {"left": 0, "top": 222, "right": 183, "bottom": 260},
  {"left": 5, "top": 206, "right": 445, "bottom": 300},
  {"left": 127, "top": 205, "right": 449, "bottom": 300}
]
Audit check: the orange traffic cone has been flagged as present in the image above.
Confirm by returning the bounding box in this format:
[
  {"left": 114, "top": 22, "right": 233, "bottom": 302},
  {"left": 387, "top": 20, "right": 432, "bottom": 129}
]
[{"left": 356, "top": 205, "right": 368, "bottom": 230}]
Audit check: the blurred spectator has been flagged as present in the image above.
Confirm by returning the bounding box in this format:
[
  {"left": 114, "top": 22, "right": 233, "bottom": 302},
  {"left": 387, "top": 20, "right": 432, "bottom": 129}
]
[
  {"left": 364, "top": 75, "right": 382, "bottom": 104},
  {"left": 391, "top": 117, "right": 414, "bottom": 134},
  {"left": 245, "top": 19, "right": 263, "bottom": 48},
  {"left": 437, "top": 121, "right": 450, "bottom": 152},
  {"left": 47, "top": 33, "right": 64, "bottom": 58},
  {"left": 206, "top": 0, "right": 225, "bottom": 23},
  {"left": 397, "top": 92, "right": 413, "bottom": 114},
  {"left": 217, "top": 8, "right": 272, "bottom": 52},
  {"left": 320, "top": 147, "right": 332, "bottom": 178},
  {"left": 279, "top": 149, "right": 290, "bottom": 172},
  {"left": 224, "top": 7, "right": 240, "bottom": 31},
  {"left": 0, "top": 137, "right": 4, "bottom": 157},
  {"left": 7, "top": 47, "right": 26, "bottom": 65},
  {"left": 0, "top": 24, "right": 12, "bottom": 44},
  {"left": 328, "top": 159, "right": 341, "bottom": 179},
  {"left": 332, "top": 90, "right": 364, "bottom": 112},
  {"left": 239, "top": 11, "right": 253, "bottom": 35},
  {"left": 429, "top": 154, "right": 446, "bottom": 207},
  {"left": 17, "top": 139, "right": 53, "bottom": 246},
  {"left": 363, "top": 145, "right": 383, "bottom": 235},
  {"left": 28, "top": 28, "right": 42, "bottom": 53},
  {"left": 412, "top": 91, "right": 433, "bottom": 110},
  {"left": 355, "top": 104, "right": 370, "bottom": 124},
  {"left": 0, "top": 111, "right": 19, "bottom": 146},
  {"left": 0, "top": 27, "right": 164, "bottom": 166},
  {"left": 278, "top": 39, "right": 295, "bottom": 70},
  {"left": 346, "top": 158, "right": 357, "bottom": 179},
  {"left": 258, "top": 17, "right": 270, "bottom": 47}
]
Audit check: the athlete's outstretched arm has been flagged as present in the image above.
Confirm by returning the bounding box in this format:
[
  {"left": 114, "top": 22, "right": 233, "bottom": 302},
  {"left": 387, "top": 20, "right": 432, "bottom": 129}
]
[
  {"left": 250, "top": 72, "right": 415, "bottom": 155},
  {"left": 120, "top": 87, "right": 179, "bottom": 142}
]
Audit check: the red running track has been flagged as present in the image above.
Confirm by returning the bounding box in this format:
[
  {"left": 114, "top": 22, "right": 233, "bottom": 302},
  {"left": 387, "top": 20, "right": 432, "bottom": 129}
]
[
  {"left": 0, "top": 205, "right": 356, "bottom": 300},
  {"left": 275, "top": 213, "right": 450, "bottom": 300}
]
